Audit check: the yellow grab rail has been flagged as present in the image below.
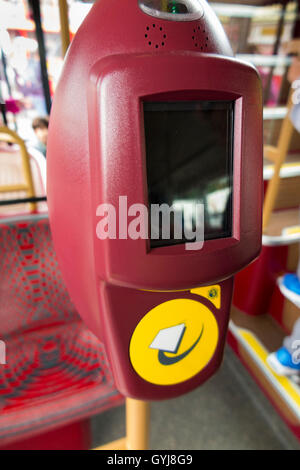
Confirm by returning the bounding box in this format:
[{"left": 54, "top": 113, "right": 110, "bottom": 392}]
[
  {"left": 58, "top": 0, "right": 70, "bottom": 58},
  {"left": 262, "top": 39, "right": 300, "bottom": 231},
  {"left": 0, "top": 126, "right": 36, "bottom": 212}
]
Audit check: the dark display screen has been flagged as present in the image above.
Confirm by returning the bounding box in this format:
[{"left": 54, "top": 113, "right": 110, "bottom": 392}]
[{"left": 144, "top": 100, "right": 234, "bottom": 248}]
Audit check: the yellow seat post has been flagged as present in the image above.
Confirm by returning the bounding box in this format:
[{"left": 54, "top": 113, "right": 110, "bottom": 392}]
[
  {"left": 262, "top": 38, "right": 300, "bottom": 231},
  {"left": 0, "top": 126, "right": 36, "bottom": 212},
  {"left": 94, "top": 398, "right": 150, "bottom": 450},
  {"left": 263, "top": 91, "right": 295, "bottom": 231}
]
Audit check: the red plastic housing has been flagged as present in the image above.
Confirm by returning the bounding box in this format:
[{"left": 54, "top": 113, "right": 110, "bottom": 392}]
[
  {"left": 47, "top": 0, "right": 263, "bottom": 399},
  {"left": 88, "top": 53, "right": 262, "bottom": 290}
]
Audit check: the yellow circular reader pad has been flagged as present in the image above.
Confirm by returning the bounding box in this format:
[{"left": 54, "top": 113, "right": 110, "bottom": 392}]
[{"left": 129, "top": 298, "right": 219, "bottom": 386}]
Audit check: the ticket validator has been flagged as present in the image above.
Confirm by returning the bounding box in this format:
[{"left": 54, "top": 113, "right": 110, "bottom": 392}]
[{"left": 47, "top": 0, "right": 263, "bottom": 401}]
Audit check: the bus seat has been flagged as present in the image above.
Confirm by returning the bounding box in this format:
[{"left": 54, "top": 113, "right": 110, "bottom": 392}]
[{"left": 0, "top": 214, "right": 123, "bottom": 447}]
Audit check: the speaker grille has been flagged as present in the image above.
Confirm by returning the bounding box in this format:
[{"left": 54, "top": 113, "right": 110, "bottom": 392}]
[
  {"left": 145, "top": 23, "right": 166, "bottom": 48},
  {"left": 192, "top": 26, "right": 208, "bottom": 50}
]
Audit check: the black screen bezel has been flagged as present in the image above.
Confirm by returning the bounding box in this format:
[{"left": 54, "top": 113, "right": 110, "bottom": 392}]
[{"left": 143, "top": 99, "right": 234, "bottom": 248}]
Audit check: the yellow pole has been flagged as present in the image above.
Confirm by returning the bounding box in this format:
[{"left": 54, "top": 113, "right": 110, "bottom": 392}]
[
  {"left": 262, "top": 93, "right": 294, "bottom": 231},
  {"left": 263, "top": 39, "right": 300, "bottom": 231},
  {"left": 94, "top": 398, "right": 150, "bottom": 450},
  {"left": 126, "top": 398, "right": 150, "bottom": 450},
  {"left": 58, "top": 0, "right": 70, "bottom": 58},
  {"left": 162, "top": 0, "right": 168, "bottom": 12}
]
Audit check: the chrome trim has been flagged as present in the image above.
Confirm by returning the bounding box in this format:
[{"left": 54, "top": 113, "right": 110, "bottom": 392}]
[
  {"left": 229, "top": 320, "right": 300, "bottom": 420},
  {"left": 262, "top": 233, "right": 300, "bottom": 246},
  {"left": 0, "top": 213, "right": 48, "bottom": 225},
  {"left": 264, "top": 164, "right": 300, "bottom": 180},
  {"left": 263, "top": 106, "right": 287, "bottom": 121}
]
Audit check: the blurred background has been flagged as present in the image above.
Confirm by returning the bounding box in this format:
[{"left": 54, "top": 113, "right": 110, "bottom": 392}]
[
  {"left": 0, "top": 0, "right": 299, "bottom": 142},
  {"left": 0, "top": 0, "right": 300, "bottom": 450}
]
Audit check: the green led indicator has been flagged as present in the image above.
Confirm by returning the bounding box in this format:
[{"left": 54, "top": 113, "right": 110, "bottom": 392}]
[
  {"left": 171, "top": 1, "right": 179, "bottom": 13},
  {"left": 167, "top": 1, "right": 187, "bottom": 14}
]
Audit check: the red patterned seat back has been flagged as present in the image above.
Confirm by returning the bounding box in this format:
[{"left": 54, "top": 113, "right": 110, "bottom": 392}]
[{"left": 0, "top": 215, "right": 78, "bottom": 337}]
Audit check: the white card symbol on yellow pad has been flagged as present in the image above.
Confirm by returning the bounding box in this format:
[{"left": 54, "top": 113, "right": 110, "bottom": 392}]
[{"left": 149, "top": 323, "right": 186, "bottom": 353}]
